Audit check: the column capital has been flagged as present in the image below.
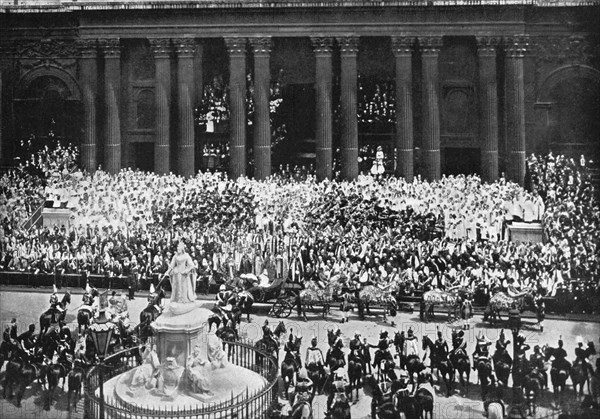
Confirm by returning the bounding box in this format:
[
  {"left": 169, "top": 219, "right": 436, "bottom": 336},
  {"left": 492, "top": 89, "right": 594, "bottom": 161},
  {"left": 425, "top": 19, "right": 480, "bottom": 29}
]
[
  {"left": 98, "top": 38, "right": 121, "bottom": 58},
  {"left": 311, "top": 37, "right": 334, "bottom": 55},
  {"left": 224, "top": 37, "right": 247, "bottom": 56},
  {"left": 249, "top": 37, "right": 272, "bottom": 56},
  {"left": 419, "top": 36, "right": 443, "bottom": 55},
  {"left": 76, "top": 39, "right": 98, "bottom": 59},
  {"left": 504, "top": 35, "right": 529, "bottom": 58},
  {"left": 476, "top": 36, "right": 501, "bottom": 57},
  {"left": 149, "top": 38, "right": 172, "bottom": 59},
  {"left": 173, "top": 38, "right": 196, "bottom": 58},
  {"left": 391, "top": 36, "right": 415, "bottom": 56},
  {"left": 337, "top": 36, "right": 359, "bottom": 56}
]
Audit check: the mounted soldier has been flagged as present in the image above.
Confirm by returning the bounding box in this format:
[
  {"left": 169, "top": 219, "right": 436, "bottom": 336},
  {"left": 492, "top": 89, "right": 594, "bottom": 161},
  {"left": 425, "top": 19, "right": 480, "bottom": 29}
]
[
  {"left": 403, "top": 327, "right": 420, "bottom": 359},
  {"left": 49, "top": 285, "right": 64, "bottom": 322},
  {"left": 433, "top": 329, "right": 450, "bottom": 369},
  {"left": 472, "top": 330, "right": 492, "bottom": 371},
  {"left": 371, "top": 329, "right": 393, "bottom": 369}
]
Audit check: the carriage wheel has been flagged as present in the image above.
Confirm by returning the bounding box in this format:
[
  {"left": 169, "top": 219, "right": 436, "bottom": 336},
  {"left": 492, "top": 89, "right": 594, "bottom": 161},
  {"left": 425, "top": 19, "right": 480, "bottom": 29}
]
[{"left": 270, "top": 299, "right": 288, "bottom": 318}]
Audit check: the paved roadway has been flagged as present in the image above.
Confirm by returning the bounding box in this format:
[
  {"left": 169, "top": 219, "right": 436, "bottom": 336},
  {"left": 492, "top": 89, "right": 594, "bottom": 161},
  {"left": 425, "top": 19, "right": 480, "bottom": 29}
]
[{"left": 1, "top": 290, "right": 599, "bottom": 419}]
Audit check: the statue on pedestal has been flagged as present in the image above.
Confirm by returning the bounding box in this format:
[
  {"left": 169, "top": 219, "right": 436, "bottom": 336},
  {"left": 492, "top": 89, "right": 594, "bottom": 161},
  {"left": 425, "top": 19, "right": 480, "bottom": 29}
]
[{"left": 162, "top": 242, "right": 197, "bottom": 306}]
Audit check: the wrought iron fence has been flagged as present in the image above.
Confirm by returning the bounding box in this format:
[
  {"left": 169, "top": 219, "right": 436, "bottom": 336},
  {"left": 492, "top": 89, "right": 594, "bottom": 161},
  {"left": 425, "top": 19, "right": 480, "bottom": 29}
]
[{"left": 84, "top": 338, "right": 279, "bottom": 419}]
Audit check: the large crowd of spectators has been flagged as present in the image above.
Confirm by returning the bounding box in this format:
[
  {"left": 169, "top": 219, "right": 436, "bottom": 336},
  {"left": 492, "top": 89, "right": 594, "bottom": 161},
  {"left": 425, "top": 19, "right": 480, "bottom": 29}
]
[{"left": 0, "top": 149, "right": 598, "bottom": 314}]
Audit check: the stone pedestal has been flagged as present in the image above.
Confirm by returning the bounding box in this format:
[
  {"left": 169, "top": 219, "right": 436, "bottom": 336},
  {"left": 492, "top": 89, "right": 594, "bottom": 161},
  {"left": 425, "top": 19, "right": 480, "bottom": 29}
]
[
  {"left": 151, "top": 303, "right": 211, "bottom": 369},
  {"left": 507, "top": 222, "right": 543, "bottom": 243}
]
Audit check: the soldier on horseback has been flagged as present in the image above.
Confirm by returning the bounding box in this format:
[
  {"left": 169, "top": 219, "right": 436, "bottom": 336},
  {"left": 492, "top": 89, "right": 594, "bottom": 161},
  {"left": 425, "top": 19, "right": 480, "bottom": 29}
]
[
  {"left": 49, "top": 286, "right": 64, "bottom": 322},
  {"left": 472, "top": 331, "right": 492, "bottom": 371},
  {"left": 17, "top": 324, "right": 37, "bottom": 356},
  {"left": 574, "top": 336, "right": 594, "bottom": 377},
  {"left": 433, "top": 329, "right": 450, "bottom": 369},
  {"left": 550, "top": 337, "right": 570, "bottom": 373},
  {"left": 529, "top": 345, "right": 547, "bottom": 389},
  {"left": 262, "top": 320, "right": 277, "bottom": 351},
  {"left": 371, "top": 329, "right": 393, "bottom": 369},
  {"left": 349, "top": 331, "right": 367, "bottom": 374},
  {"left": 403, "top": 327, "right": 420, "bottom": 359},
  {"left": 285, "top": 332, "right": 302, "bottom": 370},
  {"left": 449, "top": 329, "right": 466, "bottom": 363}
]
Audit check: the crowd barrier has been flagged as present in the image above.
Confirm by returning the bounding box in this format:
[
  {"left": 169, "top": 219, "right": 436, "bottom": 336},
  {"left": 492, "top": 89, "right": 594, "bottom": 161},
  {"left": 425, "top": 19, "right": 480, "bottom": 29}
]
[{"left": 84, "top": 339, "right": 279, "bottom": 419}]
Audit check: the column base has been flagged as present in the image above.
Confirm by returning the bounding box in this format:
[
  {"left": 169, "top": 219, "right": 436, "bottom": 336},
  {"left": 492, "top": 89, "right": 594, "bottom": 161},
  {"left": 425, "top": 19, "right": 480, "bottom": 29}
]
[
  {"left": 341, "top": 147, "right": 358, "bottom": 180},
  {"left": 178, "top": 145, "right": 195, "bottom": 178},
  {"left": 481, "top": 150, "right": 499, "bottom": 183},
  {"left": 316, "top": 147, "right": 333, "bottom": 181},
  {"left": 229, "top": 144, "right": 246, "bottom": 180},
  {"left": 397, "top": 148, "right": 414, "bottom": 181},
  {"left": 507, "top": 150, "right": 526, "bottom": 186},
  {"left": 422, "top": 149, "right": 440, "bottom": 182}
]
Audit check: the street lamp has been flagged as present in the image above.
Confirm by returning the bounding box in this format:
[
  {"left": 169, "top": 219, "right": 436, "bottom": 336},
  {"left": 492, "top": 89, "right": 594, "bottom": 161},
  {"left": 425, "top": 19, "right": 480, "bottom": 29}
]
[
  {"left": 89, "top": 309, "right": 114, "bottom": 419},
  {"left": 508, "top": 308, "right": 525, "bottom": 419}
]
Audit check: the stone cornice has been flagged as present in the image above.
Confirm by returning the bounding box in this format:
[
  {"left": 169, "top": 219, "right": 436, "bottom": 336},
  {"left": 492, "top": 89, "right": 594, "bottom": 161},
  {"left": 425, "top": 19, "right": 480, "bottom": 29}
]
[
  {"left": 2, "top": 0, "right": 598, "bottom": 13},
  {"left": 504, "top": 35, "right": 529, "bottom": 58},
  {"left": 249, "top": 37, "right": 272, "bottom": 57},
  {"left": 337, "top": 36, "right": 359, "bottom": 56},
  {"left": 173, "top": 38, "right": 196, "bottom": 57},
  {"left": 98, "top": 38, "right": 121, "bottom": 58},
  {"left": 311, "top": 37, "right": 334, "bottom": 56},
  {"left": 391, "top": 36, "right": 415, "bottom": 56},
  {"left": 224, "top": 37, "right": 247, "bottom": 56}
]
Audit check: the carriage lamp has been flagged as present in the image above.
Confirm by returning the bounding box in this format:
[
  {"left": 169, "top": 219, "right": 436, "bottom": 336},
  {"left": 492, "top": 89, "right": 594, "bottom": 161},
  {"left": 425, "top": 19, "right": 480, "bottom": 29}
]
[
  {"left": 508, "top": 309, "right": 525, "bottom": 419},
  {"left": 89, "top": 309, "right": 114, "bottom": 419}
]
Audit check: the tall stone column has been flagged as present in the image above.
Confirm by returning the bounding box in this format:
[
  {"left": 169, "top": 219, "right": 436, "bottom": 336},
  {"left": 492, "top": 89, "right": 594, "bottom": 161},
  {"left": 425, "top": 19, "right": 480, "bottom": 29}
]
[
  {"left": 477, "top": 37, "right": 500, "bottom": 184},
  {"left": 174, "top": 38, "right": 196, "bottom": 178},
  {"left": 77, "top": 40, "right": 99, "bottom": 173},
  {"left": 250, "top": 37, "right": 272, "bottom": 180},
  {"left": 100, "top": 39, "right": 122, "bottom": 174},
  {"left": 419, "top": 36, "right": 442, "bottom": 182},
  {"left": 391, "top": 36, "right": 415, "bottom": 181},
  {"left": 338, "top": 36, "right": 359, "bottom": 180},
  {"left": 150, "top": 38, "right": 172, "bottom": 175},
  {"left": 225, "top": 37, "right": 247, "bottom": 180},
  {"left": 504, "top": 35, "right": 528, "bottom": 186},
  {"left": 311, "top": 37, "right": 334, "bottom": 181}
]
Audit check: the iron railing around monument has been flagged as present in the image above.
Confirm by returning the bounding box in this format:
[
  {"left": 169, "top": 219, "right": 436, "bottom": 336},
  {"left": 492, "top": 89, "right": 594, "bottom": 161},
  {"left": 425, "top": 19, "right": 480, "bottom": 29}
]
[{"left": 84, "top": 339, "right": 279, "bottom": 419}]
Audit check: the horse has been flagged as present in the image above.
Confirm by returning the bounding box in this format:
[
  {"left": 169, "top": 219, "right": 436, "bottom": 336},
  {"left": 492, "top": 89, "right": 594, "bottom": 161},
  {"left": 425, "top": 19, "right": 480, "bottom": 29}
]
[
  {"left": 77, "top": 306, "right": 95, "bottom": 334},
  {"left": 208, "top": 305, "right": 242, "bottom": 331},
  {"left": 10, "top": 355, "right": 48, "bottom": 408},
  {"left": 326, "top": 344, "right": 346, "bottom": 375},
  {"left": 544, "top": 345, "right": 571, "bottom": 405},
  {"left": 451, "top": 348, "right": 471, "bottom": 394},
  {"left": 405, "top": 354, "right": 425, "bottom": 384},
  {"left": 139, "top": 287, "right": 166, "bottom": 325},
  {"left": 484, "top": 290, "right": 535, "bottom": 324},
  {"left": 216, "top": 324, "right": 238, "bottom": 360},
  {"left": 281, "top": 336, "right": 302, "bottom": 397},
  {"left": 523, "top": 368, "right": 544, "bottom": 417},
  {"left": 362, "top": 374, "right": 398, "bottom": 419},
  {"left": 423, "top": 335, "right": 454, "bottom": 397},
  {"left": 347, "top": 349, "right": 364, "bottom": 401},
  {"left": 289, "top": 399, "right": 312, "bottom": 419},
  {"left": 255, "top": 321, "right": 286, "bottom": 364},
  {"left": 487, "top": 401, "right": 505, "bottom": 419},
  {"left": 236, "top": 289, "right": 254, "bottom": 322},
  {"left": 393, "top": 331, "right": 405, "bottom": 364},
  {"left": 40, "top": 291, "right": 71, "bottom": 335},
  {"left": 492, "top": 346, "right": 513, "bottom": 388},
  {"left": 572, "top": 361, "right": 590, "bottom": 398},
  {"left": 476, "top": 356, "right": 495, "bottom": 400},
  {"left": 45, "top": 352, "right": 72, "bottom": 410},
  {"left": 414, "top": 372, "right": 435, "bottom": 419},
  {"left": 421, "top": 289, "right": 460, "bottom": 323},
  {"left": 67, "top": 361, "right": 86, "bottom": 412}
]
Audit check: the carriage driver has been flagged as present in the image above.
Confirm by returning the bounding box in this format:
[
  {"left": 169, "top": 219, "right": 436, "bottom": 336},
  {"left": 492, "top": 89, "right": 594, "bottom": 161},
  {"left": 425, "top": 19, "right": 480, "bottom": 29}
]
[{"left": 472, "top": 330, "right": 492, "bottom": 370}]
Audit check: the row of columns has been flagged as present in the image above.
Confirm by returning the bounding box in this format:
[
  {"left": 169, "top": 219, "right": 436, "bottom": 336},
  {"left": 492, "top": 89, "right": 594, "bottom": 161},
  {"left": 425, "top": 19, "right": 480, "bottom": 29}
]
[
  {"left": 77, "top": 37, "right": 198, "bottom": 177},
  {"left": 76, "top": 35, "right": 528, "bottom": 185}
]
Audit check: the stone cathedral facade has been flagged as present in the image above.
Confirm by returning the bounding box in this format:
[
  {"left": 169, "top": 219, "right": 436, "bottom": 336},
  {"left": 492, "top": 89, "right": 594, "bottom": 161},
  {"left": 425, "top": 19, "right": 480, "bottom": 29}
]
[{"left": 1, "top": 1, "right": 598, "bottom": 186}]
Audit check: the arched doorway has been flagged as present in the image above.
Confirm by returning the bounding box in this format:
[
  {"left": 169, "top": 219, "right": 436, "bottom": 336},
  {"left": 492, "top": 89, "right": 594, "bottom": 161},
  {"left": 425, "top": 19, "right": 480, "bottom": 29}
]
[
  {"left": 536, "top": 65, "right": 600, "bottom": 159},
  {"left": 13, "top": 67, "right": 83, "bottom": 165}
]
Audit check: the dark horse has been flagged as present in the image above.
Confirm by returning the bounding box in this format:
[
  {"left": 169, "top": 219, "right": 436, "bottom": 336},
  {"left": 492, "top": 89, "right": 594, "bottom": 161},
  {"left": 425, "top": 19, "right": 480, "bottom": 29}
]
[
  {"left": 544, "top": 345, "right": 570, "bottom": 405},
  {"left": 492, "top": 346, "right": 513, "bottom": 388},
  {"left": 255, "top": 321, "right": 286, "bottom": 364},
  {"left": 415, "top": 372, "right": 435, "bottom": 419},
  {"left": 476, "top": 356, "right": 495, "bottom": 400},
  {"left": 423, "top": 335, "right": 454, "bottom": 397},
  {"left": 3, "top": 351, "right": 48, "bottom": 408},
  {"left": 235, "top": 289, "right": 254, "bottom": 322},
  {"left": 362, "top": 374, "right": 398, "bottom": 419},
  {"left": 40, "top": 291, "right": 71, "bottom": 335},
  {"left": 67, "top": 360, "right": 87, "bottom": 412},
  {"left": 347, "top": 349, "right": 364, "bottom": 401},
  {"left": 450, "top": 348, "right": 471, "bottom": 394},
  {"left": 45, "top": 350, "right": 72, "bottom": 410},
  {"left": 208, "top": 305, "right": 242, "bottom": 332},
  {"left": 281, "top": 336, "right": 302, "bottom": 397},
  {"left": 139, "top": 286, "right": 166, "bottom": 326}
]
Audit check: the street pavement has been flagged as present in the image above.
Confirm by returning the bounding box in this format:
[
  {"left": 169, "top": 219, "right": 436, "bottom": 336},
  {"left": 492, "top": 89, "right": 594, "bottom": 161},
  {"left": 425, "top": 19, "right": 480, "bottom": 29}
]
[{"left": 1, "top": 290, "right": 599, "bottom": 419}]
